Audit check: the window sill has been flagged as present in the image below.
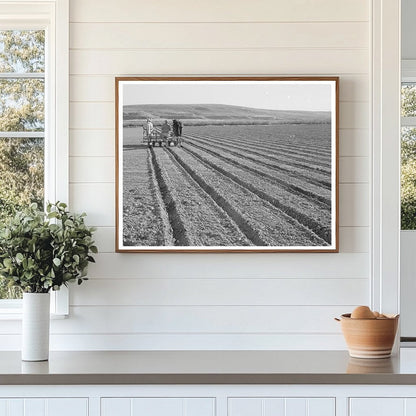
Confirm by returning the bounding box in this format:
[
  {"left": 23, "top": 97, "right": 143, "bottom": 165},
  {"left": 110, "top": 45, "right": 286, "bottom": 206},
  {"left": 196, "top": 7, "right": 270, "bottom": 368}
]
[
  {"left": 0, "top": 312, "right": 68, "bottom": 320},
  {"left": 0, "top": 287, "right": 69, "bottom": 318}
]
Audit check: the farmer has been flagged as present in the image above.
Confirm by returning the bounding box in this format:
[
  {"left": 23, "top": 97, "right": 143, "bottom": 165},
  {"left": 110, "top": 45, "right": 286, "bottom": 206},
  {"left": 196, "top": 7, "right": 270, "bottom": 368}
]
[
  {"left": 177, "top": 120, "right": 183, "bottom": 146},
  {"left": 161, "top": 119, "right": 171, "bottom": 139},
  {"left": 172, "top": 119, "right": 179, "bottom": 137},
  {"left": 146, "top": 118, "right": 154, "bottom": 136}
]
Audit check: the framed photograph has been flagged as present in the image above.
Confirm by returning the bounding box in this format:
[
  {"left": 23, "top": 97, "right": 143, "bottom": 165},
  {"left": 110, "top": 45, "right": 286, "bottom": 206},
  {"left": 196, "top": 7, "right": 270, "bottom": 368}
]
[{"left": 115, "top": 77, "right": 338, "bottom": 253}]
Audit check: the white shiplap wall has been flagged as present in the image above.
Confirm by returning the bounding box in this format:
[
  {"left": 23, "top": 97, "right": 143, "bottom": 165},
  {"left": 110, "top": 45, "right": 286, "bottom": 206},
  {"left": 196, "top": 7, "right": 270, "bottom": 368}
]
[{"left": 59, "top": 0, "right": 371, "bottom": 350}]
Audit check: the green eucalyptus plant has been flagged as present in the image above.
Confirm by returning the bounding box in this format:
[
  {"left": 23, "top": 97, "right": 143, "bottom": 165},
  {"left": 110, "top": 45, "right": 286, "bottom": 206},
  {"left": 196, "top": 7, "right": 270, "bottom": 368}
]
[{"left": 0, "top": 202, "right": 97, "bottom": 293}]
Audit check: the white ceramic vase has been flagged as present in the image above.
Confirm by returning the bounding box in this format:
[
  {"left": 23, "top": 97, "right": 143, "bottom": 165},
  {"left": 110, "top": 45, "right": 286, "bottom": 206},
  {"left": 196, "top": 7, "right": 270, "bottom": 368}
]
[{"left": 22, "top": 293, "right": 50, "bottom": 361}]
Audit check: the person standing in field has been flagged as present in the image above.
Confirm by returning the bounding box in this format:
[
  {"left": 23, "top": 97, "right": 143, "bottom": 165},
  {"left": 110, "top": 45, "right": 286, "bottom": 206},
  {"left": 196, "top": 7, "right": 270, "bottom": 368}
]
[
  {"left": 146, "top": 118, "right": 154, "bottom": 136},
  {"left": 177, "top": 120, "right": 183, "bottom": 146},
  {"left": 161, "top": 119, "right": 171, "bottom": 139},
  {"left": 172, "top": 119, "right": 179, "bottom": 137}
]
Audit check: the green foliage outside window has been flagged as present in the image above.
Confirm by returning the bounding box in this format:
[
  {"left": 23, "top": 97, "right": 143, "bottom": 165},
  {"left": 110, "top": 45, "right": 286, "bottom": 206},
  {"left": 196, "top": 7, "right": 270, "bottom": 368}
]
[
  {"left": 402, "top": 85, "right": 416, "bottom": 230},
  {"left": 0, "top": 30, "right": 45, "bottom": 299}
]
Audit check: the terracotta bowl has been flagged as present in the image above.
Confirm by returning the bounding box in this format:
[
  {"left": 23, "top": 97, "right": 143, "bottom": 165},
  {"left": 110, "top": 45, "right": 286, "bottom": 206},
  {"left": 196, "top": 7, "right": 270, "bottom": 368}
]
[{"left": 337, "top": 313, "right": 399, "bottom": 359}]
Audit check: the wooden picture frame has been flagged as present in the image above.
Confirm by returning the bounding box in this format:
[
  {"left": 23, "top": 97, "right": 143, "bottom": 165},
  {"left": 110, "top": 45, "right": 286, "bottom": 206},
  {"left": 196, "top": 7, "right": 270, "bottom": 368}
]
[{"left": 115, "top": 77, "right": 339, "bottom": 253}]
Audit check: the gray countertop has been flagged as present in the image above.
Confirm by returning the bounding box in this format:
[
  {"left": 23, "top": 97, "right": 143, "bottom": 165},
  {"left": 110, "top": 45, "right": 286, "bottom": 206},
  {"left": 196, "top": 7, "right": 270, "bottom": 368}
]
[{"left": 2, "top": 349, "right": 416, "bottom": 385}]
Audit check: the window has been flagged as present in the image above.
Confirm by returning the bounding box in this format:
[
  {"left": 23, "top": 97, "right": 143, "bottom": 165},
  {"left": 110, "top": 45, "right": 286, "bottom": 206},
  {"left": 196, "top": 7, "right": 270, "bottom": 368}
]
[
  {"left": 401, "top": 75, "right": 416, "bottom": 229},
  {"left": 0, "top": 0, "right": 69, "bottom": 314},
  {"left": 0, "top": 29, "right": 45, "bottom": 300}
]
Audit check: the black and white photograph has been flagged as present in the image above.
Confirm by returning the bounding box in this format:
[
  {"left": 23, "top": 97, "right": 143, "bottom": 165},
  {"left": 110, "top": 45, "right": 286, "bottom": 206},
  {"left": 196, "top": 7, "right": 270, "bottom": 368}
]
[{"left": 116, "top": 77, "right": 338, "bottom": 252}]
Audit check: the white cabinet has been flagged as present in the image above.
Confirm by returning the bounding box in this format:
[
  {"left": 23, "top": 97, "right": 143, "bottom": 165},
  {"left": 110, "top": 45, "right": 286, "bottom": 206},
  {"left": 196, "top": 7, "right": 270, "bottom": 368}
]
[
  {"left": 0, "top": 398, "right": 88, "bottom": 416},
  {"left": 101, "top": 398, "right": 215, "bottom": 416},
  {"left": 349, "top": 398, "right": 416, "bottom": 416},
  {"left": 228, "top": 397, "right": 335, "bottom": 416},
  {"left": 4, "top": 385, "right": 416, "bottom": 416}
]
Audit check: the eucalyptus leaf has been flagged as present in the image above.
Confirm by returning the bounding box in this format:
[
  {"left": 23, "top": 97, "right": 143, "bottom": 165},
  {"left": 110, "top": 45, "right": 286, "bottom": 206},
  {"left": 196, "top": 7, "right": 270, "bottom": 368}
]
[{"left": 0, "top": 202, "right": 96, "bottom": 293}]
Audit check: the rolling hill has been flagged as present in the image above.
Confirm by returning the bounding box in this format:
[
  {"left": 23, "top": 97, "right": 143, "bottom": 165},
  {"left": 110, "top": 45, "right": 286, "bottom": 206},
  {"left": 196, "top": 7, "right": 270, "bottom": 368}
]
[{"left": 123, "top": 103, "right": 331, "bottom": 126}]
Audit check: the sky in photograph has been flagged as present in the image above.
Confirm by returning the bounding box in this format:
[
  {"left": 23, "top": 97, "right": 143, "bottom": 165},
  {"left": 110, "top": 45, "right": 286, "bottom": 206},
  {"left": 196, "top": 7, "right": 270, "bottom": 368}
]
[{"left": 122, "top": 81, "right": 333, "bottom": 112}]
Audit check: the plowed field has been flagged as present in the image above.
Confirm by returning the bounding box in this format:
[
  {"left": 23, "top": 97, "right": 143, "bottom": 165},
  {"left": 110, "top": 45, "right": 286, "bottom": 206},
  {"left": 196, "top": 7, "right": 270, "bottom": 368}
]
[{"left": 122, "top": 123, "right": 333, "bottom": 248}]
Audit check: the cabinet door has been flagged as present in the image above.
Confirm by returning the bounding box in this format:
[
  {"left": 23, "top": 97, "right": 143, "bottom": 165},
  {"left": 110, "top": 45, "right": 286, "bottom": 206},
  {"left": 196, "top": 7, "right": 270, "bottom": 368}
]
[
  {"left": 228, "top": 398, "right": 335, "bottom": 416},
  {"left": 0, "top": 398, "right": 88, "bottom": 416},
  {"left": 350, "top": 398, "right": 416, "bottom": 416},
  {"left": 101, "top": 398, "right": 215, "bottom": 416}
]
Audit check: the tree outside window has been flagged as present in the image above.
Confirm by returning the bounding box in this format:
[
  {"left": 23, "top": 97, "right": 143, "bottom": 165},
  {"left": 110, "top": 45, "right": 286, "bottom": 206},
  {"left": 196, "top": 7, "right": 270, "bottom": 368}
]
[{"left": 0, "top": 30, "right": 45, "bottom": 299}]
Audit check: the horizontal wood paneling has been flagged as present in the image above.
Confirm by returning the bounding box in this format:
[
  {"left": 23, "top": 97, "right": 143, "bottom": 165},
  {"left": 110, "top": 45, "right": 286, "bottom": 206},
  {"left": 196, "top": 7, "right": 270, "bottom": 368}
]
[
  {"left": 60, "top": 306, "right": 353, "bottom": 334},
  {"left": 339, "top": 157, "right": 369, "bottom": 183},
  {"left": 70, "top": 157, "right": 115, "bottom": 183},
  {"left": 339, "top": 227, "right": 369, "bottom": 253},
  {"left": 60, "top": 0, "right": 372, "bottom": 351},
  {"left": 70, "top": 0, "right": 369, "bottom": 23},
  {"left": 0, "top": 305, "right": 355, "bottom": 335},
  {"left": 70, "top": 49, "right": 368, "bottom": 75},
  {"left": 70, "top": 278, "right": 368, "bottom": 306},
  {"left": 91, "top": 226, "right": 369, "bottom": 254},
  {"left": 70, "top": 22, "right": 368, "bottom": 49},
  {"left": 339, "top": 102, "right": 369, "bottom": 129},
  {"left": 70, "top": 74, "right": 369, "bottom": 103},
  {"left": 339, "top": 129, "right": 369, "bottom": 157},
  {"left": 86, "top": 253, "right": 369, "bottom": 279},
  {"left": 0, "top": 333, "right": 347, "bottom": 350},
  {"left": 339, "top": 184, "right": 369, "bottom": 227},
  {"left": 70, "top": 130, "right": 114, "bottom": 157},
  {"left": 70, "top": 103, "right": 114, "bottom": 129},
  {"left": 91, "top": 227, "right": 115, "bottom": 253},
  {"left": 69, "top": 183, "right": 114, "bottom": 226}
]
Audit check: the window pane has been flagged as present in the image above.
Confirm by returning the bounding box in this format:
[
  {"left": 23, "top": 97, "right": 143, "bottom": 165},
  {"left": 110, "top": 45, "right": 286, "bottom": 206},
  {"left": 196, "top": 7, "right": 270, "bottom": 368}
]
[
  {"left": 0, "top": 78, "right": 44, "bottom": 131},
  {"left": 402, "top": 83, "right": 416, "bottom": 117},
  {"left": 0, "top": 30, "right": 45, "bottom": 73},
  {"left": 0, "top": 137, "right": 44, "bottom": 218},
  {"left": 401, "top": 127, "right": 416, "bottom": 230},
  {"left": 0, "top": 138, "right": 44, "bottom": 299},
  {"left": 0, "top": 29, "right": 45, "bottom": 301}
]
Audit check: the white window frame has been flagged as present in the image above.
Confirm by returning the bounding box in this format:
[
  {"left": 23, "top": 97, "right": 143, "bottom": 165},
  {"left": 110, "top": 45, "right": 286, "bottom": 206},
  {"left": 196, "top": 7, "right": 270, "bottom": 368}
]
[
  {"left": 0, "top": 0, "right": 69, "bottom": 317},
  {"left": 399, "top": 59, "right": 416, "bottom": 340},
  {"left": 371, "top": 0, "right": 401, "bottom": 323}
]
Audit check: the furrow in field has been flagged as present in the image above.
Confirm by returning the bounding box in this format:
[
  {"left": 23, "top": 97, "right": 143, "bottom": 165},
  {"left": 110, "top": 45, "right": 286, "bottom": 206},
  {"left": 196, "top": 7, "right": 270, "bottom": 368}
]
[
  {"left": 185, "top": 133, "right": 331, "bottom": 191},
  {"left": 188, "top": 130, "right": 331, "bottom": 170},
  {"left": 169, "top": 147, "right": 328, "bottom": 247},
  {"left": 122, "top": 144, "right": 173, "bottom": 247},
  {"left": 183, "top": 139, "right": 331, "bottom": 208},
  {"left": 180, "top": 144, "right": 332, "bottom": 244},
  {"left": 188, "top": 130, "right": 331, "bottom": 171},
  {"left": 219, "top": 124, "right": 331, "bottom": 154},
  {"left": 199, "top": 130, "right": 332, "bottom": 160},
  {"left": 250, "top": 126, "right": 332, "bottom": 155},
  {"left": 151, "top": 147, "right": 253, "bottom": 246},
  {"left": 243, "top": 133, "right": 332, "bottom": 159},
  {"left": 193, "top": 125, "right": 333, "bottom": 155}
]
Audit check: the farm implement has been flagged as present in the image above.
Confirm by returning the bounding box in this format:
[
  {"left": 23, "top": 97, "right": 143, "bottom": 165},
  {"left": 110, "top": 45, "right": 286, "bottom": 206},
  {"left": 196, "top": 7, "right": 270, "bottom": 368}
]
[{"left": 143, "top": 127, "right": 182, "bottom": 148}]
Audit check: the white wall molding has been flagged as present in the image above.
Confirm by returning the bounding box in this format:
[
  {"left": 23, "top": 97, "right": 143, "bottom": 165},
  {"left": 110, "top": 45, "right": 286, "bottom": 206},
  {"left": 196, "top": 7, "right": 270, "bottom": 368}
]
[{"left": 371, "top": 0, "right": 401, "bottom": 314}]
